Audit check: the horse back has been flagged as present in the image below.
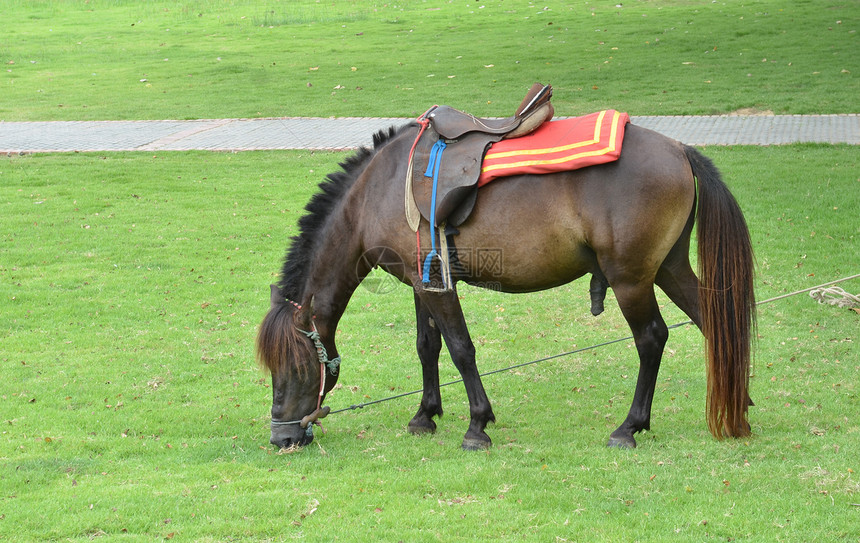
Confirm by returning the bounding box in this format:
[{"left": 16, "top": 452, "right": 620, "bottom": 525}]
[
  {"left": 446, "top": 124, "right": 696, "bottom": 291},
  {"left": 356, "top": 123, "right": 695, "bottom": 292}
]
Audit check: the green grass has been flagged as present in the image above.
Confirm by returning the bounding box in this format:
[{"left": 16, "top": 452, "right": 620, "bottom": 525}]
[
  {"left": 1, "top": 146, "right": 857, "bottom": 541},
  {"left": 1, "top": 1, "right": 858, "bottom": 539},
  {"left": 1, "top": 0, "right": 857, "bottom": 121}
]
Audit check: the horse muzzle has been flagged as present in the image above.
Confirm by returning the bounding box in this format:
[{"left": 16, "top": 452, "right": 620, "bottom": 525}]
[
  {"left": 270, "top": 424, "right": 314, "bottom": 449},
  {"left": 270, "top": 406, "right": 330, "bottom": 449}
]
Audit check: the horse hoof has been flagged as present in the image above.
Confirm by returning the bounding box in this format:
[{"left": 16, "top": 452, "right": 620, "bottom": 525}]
[
  {"left": 407, "top": 421, "right": 436, "bottom": 435},
  {"left": 461, "top": 435, "right": 492, "bottom": 451},
  {"left": 607, "top": 435, "right": 637, "bottom": 449},
  {"left": 407, "top": 415, "right": 437, "bottom": 435}
]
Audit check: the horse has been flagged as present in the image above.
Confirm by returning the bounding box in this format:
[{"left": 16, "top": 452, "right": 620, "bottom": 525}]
[{"left": 255, "top": 120, "right": 756, "bottom": 451}]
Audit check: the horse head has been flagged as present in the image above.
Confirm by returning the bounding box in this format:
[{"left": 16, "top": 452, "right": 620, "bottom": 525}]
[{"left": 257, "top": 285, "right": 329, "bottom": 449}]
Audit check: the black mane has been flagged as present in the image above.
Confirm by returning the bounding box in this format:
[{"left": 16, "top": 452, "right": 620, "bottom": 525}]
[{"left": 277, "top": 124, "right": 411, "bottom": 302}]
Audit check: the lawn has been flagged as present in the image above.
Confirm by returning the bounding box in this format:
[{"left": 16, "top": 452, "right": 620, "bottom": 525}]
[
  {"left": 1, "top": 0, "right": 857, "bottom": 540},
  {"left": 1, "top": 0, "right": 857, "bottom": 120},
  {"left": 1, "top": 145, "right": 857, "bottom": 541}
]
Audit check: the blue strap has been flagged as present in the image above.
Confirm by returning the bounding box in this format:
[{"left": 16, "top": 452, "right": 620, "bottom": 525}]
[
  {"left": 424, "top": 139, "right": 444, "bottom": 178},
  {"left": 422, "top": 140, "right": 446, "bottom": 285}
]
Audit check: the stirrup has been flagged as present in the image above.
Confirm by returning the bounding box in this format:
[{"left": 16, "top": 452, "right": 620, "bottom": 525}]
[{"left": 421, "top": 223, "right": 453, "bottom": 293}]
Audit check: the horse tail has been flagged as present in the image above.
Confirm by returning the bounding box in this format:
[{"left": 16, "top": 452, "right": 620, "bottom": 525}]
[
  {"left": 256, "top": 301, "right": 313, "bottom": 380},
  {"left": 685, "top": 145, "right": 756, "bottom": 439}
]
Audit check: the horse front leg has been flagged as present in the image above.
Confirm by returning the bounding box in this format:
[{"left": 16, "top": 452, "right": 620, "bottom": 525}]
[
  {"left": 607, "top": 283, "right": 669, "bottom": 449},
  {"left": 408, "top": 292, "right": 444, "bottom": 435},
  {"left": 417, "top": 288, "right": 495, "bottom": 450}
]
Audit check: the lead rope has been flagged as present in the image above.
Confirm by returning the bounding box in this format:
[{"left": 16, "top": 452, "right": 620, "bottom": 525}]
[
  {"left": 322, "top": 273, "right": 860, "bottom": 418},
  {"left": 271, "top": 275, "right": 859, "bottom": 435},
  {"left": 810, "top": 286, "right": 860, "bottom": 309}
]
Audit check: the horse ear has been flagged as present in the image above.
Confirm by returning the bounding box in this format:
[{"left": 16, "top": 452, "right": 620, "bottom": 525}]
[
  {"left": 295, "top": 295, "right": 315, "bottom": 329},
  {"left": 269, "top": 284, "right": 286, "bottom": 308}
]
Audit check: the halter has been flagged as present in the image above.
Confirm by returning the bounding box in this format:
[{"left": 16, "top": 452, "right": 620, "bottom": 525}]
[{"left": 270, "top": 300, "right": 341, "bottom": 439}]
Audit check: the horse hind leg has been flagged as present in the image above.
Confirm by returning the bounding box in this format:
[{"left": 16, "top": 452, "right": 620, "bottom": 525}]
[
  {"left": 408, "top": 292, "right": 444, "bottom": 435},
  {"left": 655, "top": 257, "right": 702, "bottom": 329},
  {"left": 654, "top": 216, "right": 703, "bottom": 329},
  {"left": 606, "top": 281, "right": 669, "bottom": 449}
]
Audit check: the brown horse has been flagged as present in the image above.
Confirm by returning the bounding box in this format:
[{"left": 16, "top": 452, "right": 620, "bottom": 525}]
[{"left": 256, "top": 121, "right": 755, "bottom": 450}]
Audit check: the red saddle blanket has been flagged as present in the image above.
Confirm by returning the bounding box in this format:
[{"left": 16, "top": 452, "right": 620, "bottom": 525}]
[{"left": 478, "top": 109, "right": 630, "bottom": 187}]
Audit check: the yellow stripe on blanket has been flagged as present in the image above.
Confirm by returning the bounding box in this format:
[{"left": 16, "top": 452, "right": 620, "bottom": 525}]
[{"left": 478, "top": 110, "right": 629, "bottom": 187}]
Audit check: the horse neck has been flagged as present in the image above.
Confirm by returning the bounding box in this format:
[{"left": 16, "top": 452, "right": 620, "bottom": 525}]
[
  {"left": 297, "top": 187, "right": 370, "bottom": 343},
  {"left": 289, "top": 123, "right": 414, "bottom": 345}
]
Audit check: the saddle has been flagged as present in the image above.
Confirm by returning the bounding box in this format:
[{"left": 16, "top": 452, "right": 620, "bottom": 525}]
[
  {"left": 426, "top": 82, "right": 554, "bottom": 141},
  {"left": 405, "top": 83, "right": 554, "bottom": 232}
]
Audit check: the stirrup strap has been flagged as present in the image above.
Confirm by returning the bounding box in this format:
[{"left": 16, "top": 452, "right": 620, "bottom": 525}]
[{"left": 422, "top": 139, "right": 446, "bottom": 286}]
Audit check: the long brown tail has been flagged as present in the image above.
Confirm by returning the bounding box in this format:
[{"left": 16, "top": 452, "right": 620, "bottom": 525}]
[{"left": 686, "top": 146, "right": 756, "bottom": 439}]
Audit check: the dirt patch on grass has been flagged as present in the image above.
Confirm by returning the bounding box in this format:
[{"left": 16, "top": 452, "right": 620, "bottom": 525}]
[{"left": 729, "top": 107, "right": 775, "bottom": 116}]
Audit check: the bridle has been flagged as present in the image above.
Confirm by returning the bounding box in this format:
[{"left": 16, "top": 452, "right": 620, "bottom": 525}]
[{"left": 270, "top": 301, "right": 341, "bottom": 439}]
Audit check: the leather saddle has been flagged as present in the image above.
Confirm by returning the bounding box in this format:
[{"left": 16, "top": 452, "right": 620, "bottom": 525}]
[{"left": 406, "top": 83, "right": 554, "bottom": 231}]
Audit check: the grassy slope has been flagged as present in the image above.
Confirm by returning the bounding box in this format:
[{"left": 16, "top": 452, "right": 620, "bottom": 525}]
[
  {"left": 1, "top": 146, "right": 857, "bottom": 541},
  {"left": 1, "top": 0, "right": 857, "bottom": 120},
  {"left": 1, "top": 0, "right": 857, "bottom": 540}
]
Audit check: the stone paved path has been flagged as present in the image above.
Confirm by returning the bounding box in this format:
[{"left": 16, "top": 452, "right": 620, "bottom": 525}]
[{"left": 1, "top": 114, "right": 857, "bottom": 153}]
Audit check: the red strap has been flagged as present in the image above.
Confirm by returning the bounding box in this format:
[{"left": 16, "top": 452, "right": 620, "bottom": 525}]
[{"left": 409, "top": 107, "right": 435, "bottom": 278}]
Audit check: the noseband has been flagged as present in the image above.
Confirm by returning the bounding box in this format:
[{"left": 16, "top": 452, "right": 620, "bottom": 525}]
[{"left": 270, "top": 301, "right": 341, "bottom": 439}]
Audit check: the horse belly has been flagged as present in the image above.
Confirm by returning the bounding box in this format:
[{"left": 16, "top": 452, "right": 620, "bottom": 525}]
[{"left": 452, "top": 174, "right": 594, "bottom": 293}]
